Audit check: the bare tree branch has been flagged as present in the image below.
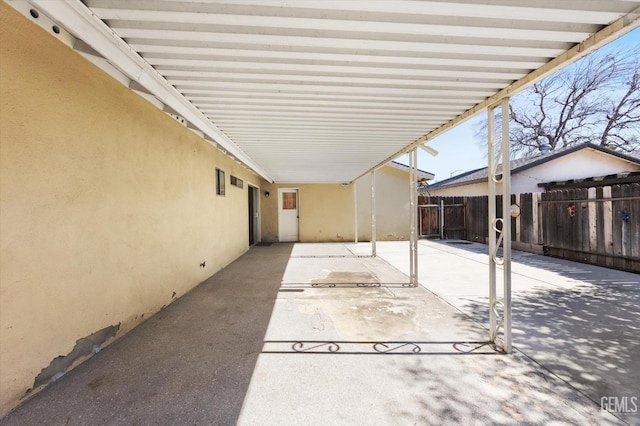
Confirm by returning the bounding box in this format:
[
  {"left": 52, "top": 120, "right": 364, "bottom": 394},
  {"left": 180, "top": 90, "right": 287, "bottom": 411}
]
[{"left": 474, "top": 45, "right": 640, "bottom": 157}]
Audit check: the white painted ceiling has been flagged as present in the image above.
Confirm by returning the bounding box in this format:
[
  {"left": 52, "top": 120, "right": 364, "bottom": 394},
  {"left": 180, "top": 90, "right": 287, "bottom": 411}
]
[{"left": 20, "top": 1, "right": 640, "bottom": 183}]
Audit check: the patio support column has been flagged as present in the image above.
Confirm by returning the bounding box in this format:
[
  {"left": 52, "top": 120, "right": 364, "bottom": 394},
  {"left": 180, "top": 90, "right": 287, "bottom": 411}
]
[
  {"left": 487, "top": 98, "right": 512, "bottom": 353},
  {"left": 409, "top": 148, "right": 418, "bottom": 286},
  {"left": 371, "top": 171, "right": 376, "bottom": 257},
  {"left": 354, "top": 181, "right": 358, "bottom": 244}
]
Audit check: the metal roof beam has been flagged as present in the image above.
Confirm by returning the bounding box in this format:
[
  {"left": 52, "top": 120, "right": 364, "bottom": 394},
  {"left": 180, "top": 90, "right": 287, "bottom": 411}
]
[
  {"left": 131, "top": 45, "right": 547, "bottom": 69},
  {"left": 26, "top": 0, "right": 275, "bottom": 183},
  {"left": 356, "top": 6, "right": 640, "bottom": 183},
  {"left": 110, "top": 28, "right": 568, "bottom": 57},
  {"left": 91, "top": 8, "right": 592, "bottom": 42},
  {"left": 85, "top": 0, "right": 633, "bottom": 25}
]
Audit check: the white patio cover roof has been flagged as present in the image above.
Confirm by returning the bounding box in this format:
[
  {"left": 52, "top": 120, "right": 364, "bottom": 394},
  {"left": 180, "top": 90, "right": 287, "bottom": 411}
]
[{"left": 13, "top": 0, "right": 640, "bottom": 183}]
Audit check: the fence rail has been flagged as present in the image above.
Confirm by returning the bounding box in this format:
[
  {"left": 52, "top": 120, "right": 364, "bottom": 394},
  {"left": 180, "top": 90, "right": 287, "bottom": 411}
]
[{"left": 421, "top": 182, "right": 639, "bottom": 273}]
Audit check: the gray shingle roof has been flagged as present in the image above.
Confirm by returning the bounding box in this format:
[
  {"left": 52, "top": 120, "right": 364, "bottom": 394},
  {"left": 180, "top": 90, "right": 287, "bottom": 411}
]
[{"left": 429, "top": 143, "right": 640, "bottom": 189}]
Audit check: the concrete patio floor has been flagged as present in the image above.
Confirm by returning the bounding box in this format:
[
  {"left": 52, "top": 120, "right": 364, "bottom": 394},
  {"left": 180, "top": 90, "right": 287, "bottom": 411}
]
[{"left": 1, "top": 241, "right": 637, "bottom": 425}]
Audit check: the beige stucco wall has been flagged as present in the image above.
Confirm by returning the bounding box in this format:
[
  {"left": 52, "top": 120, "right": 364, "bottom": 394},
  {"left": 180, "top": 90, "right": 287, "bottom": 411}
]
[
  {"left": 0, "top": 4, "right": 257, "bottom": 415},
  {"left": 260, "top": 183, "right": 355, "bottom": 242},
  {"left": 510, "top": 149, "right": 640, "bottom": 194},
  {"left": 355, "top": 165, "right": 412, "bottom": 241},
  {"left": 259, "top": 165, "right": 417, "bottom": 243}
]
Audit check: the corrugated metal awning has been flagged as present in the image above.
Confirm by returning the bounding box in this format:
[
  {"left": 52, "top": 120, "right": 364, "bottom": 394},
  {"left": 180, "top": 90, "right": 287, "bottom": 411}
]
[{"left": 12, "top": 0, "right": 640, "bottom": 183}]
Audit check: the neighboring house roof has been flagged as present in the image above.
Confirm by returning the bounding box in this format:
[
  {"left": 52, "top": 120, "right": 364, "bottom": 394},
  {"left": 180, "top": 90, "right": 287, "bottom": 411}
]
[
  {"left": 389, "top": 161, "right": 435, "bottom": 181},
  {"left": 539, "top": 171, "right": 640, "bottom": 190},
  {"left": 429, "top": 143, "right": 640, "bottom": 190}
]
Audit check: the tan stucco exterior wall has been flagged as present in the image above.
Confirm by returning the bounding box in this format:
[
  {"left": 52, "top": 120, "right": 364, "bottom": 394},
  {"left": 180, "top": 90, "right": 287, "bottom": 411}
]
[
  {"left": 259, "top": 165, "right": 418, "bottom": 243},
  {"left": 355, "top": 165, "right": 412, "bottom": 241},
  {"left": 0, "top": 5, "right": 257, "bottom": 414},
  {"left": 509, "top": 150, "right": 640, "bottom": 194},
  {"left": 260, "top": 183, "right": 355, "bottom": 242}
]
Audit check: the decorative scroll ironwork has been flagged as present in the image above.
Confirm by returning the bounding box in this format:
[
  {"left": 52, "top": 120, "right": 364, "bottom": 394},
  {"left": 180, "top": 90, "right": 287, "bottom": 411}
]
[
  {"left": 262, "top": 341, "right": 498, "bottom": 355},
  {"left": 487, "top": 98, "right": 512, "bottom": 354},
  {"left": 490, "top": 300, "right": 505, "bottom": 342},
  {"left": 291, "top": 255, "right": 371, "bottom": 258},
  {"left": 311, "top": 282, "right": 381, "bottom": 288},
  {"left": 452, "top": 342, "right": 493, "bottom": 354},
  {"left": 311, "top": 283, "right": 336, "bottom": 288},
  {"left": 373, "top": 342, "right": 421, "bottom": 354},
  {"left": 491, "top": 218, "right": 505, "bottom": 265},
  {"left": 292, "top": 342, "right": 340, "bottom": 353},
  {"left": 281, "top": 282, "right": 411, "bottom": 289}
]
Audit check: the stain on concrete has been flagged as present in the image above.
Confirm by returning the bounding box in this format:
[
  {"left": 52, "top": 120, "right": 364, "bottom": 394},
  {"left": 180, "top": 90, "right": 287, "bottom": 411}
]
[
  {"left": 341, "top": 300, "right": 418, "bottom": 339},
  {"left": 311, "top": 271, "right": 378, "bottom": 284},
  {"left": 86, "top": 375, "right": 105, "bottom": 390},
  {"left": 29, "top": 324, "right": 120, "bottom": 393},
  {"left": 301, "top": 270, "right": 422, "bottom": 340}
]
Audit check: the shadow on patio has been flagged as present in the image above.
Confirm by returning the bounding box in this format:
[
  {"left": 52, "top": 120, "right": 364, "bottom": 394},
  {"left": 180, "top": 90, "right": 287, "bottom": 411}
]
[
  {"left": 1, "top": 242, "right": 626, "bottom": 425},
  {"left": 406, "top": 240, "right": 640, "bottom": 424},
  {"left": 0, "top": 243, "right": 294, "bottom": 426},
  {"left": 456, "top": 278, "right": 640, "bottom": 412},
  {"left": 236, "top": 243, "right": 619, "bottom": 425}
]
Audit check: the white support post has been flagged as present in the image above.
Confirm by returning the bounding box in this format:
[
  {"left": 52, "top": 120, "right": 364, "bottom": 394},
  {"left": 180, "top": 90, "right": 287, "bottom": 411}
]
[
  {"left": 501, "top": 97, "right": 512, "bottom": 354},
  {"left": 354, "top": 181, "right": 358, "bottom": 244},
  {"left": 371, "top": 171, "right": 376, "bottom": 257},
  {"left": 487, "top": 98, "right": 512, "bottom": 354},
  {"left": 409, "top": 152, "right": 413, "bottom": 284},
  {"left": 488, "top": 106, "right": 497, "bottom": 344},
  {"left": 409, "top": 148, "right": 418, "bottom": 286},
  {"left": 413, "top": 149, "right": 419, "bottom": 286}
]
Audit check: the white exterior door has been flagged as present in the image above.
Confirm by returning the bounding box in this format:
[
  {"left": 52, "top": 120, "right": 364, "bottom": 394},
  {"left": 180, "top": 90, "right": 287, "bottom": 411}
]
[{"left": 278, "top": 189, "right": 299, "bottom": 242}]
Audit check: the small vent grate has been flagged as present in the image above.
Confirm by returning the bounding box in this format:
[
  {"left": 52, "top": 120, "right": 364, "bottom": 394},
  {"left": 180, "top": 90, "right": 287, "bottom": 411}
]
[{"left": 230, "top": 175, "right": 243, "bottom": 189}]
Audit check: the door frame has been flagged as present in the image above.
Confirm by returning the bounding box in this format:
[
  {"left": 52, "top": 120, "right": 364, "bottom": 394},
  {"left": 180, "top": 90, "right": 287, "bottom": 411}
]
[
  {"left": 248, "top": 183, "right": 261, "bottom": 245},
  {"left": 278, "top": 188, "right": 299, "bottom": 242}
]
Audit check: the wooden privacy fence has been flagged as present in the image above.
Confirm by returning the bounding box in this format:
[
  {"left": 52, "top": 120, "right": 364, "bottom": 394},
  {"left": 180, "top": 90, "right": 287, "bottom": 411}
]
[
  {"left": 418, "top": 196, "right": 465, "bottom": 239},
  {"left": 418, "top": 195, "right": 498, "bottom": 243},
  {"left": 421, "top": 183, "right": 640, "bottom": 273},
  {"left": 540, "top": 184, "right": 640, "bottom": 273}
]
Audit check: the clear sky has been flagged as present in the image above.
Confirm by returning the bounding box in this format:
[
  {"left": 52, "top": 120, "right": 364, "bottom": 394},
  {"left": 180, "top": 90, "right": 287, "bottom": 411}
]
[{"left": 397, "top": 27, "right": 639, "bottom": 183}]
